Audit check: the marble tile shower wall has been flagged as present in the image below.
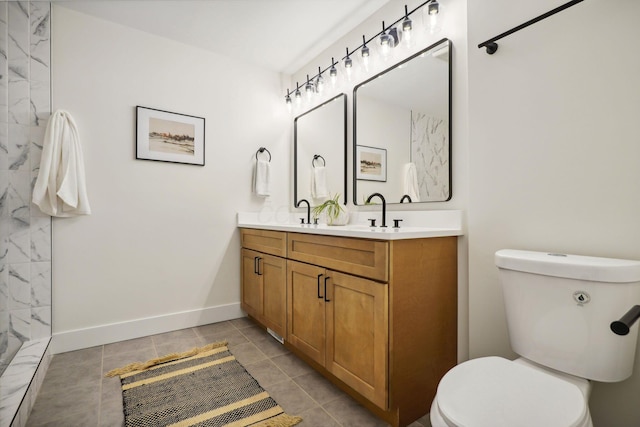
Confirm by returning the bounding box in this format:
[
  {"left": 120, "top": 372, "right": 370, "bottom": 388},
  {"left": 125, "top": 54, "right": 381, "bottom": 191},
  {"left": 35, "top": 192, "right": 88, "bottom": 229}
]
[{"left": 0, "top": 1, "right": 51, "bottom": 376}]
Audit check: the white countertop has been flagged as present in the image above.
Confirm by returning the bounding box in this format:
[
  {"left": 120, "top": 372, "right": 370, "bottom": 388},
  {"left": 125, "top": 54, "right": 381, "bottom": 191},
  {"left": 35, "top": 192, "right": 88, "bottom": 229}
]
[{"left": 237, "top": 210, "right": 463, "bottom": 240}]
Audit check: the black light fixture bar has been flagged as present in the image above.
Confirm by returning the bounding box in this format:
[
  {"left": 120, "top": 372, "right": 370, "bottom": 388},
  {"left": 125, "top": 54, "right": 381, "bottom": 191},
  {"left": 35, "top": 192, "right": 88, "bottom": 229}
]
[
  {"left": 478, "top": 0, "right": 584, "bottom": 55},
  {"left": 286, "top": 0, "right": 437, "bottom": 99}
]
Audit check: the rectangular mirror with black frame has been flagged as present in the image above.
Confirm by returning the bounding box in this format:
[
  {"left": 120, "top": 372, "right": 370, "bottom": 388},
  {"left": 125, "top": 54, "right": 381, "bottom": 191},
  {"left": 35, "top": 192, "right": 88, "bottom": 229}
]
[
  {"left": 353, "top": 38, "right": 451, "bottom": 205},
  {"left": 294, "top": 93, "right": 347, "bottom": 207}
]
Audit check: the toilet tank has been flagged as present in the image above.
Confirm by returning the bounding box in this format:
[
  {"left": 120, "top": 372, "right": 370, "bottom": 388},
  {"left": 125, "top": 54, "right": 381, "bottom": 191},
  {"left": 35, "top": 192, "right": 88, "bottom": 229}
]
[{"left": 495, "top": 249, "right": 640, "bottom": 382}]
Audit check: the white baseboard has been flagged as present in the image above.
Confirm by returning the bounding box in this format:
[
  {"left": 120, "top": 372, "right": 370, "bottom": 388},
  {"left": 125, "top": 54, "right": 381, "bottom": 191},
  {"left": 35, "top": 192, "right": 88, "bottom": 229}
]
[{"left": 51, "top": 303, "right": 244, "bottom": 354}]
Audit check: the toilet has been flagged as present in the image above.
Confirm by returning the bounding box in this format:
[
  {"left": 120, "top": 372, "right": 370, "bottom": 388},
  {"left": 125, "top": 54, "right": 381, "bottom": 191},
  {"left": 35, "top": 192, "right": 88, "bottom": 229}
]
[{"left": 431, "top": 249, "right": 640, "bottom": 427}]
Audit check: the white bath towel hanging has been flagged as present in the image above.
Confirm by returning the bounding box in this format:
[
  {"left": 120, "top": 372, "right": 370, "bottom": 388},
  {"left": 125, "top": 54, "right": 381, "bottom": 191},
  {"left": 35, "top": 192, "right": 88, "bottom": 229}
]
[
  {"left": 32, "top": 110, "right": 91, "bottom": 217},
  {"left": 402, "top": 162, "right": 420, "bottom": 202},
  {"left": 311, "top": 165, "right": 329, "bottom": 199},
  {"left": 253, "top": 158, "right": 271, "bottom": 197}
]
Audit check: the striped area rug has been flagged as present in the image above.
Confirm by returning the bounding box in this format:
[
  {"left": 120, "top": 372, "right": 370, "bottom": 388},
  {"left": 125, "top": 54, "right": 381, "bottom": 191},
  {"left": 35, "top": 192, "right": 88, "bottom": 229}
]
[{"left": 106, "top": 342, "right": 302, "bottom": 427}]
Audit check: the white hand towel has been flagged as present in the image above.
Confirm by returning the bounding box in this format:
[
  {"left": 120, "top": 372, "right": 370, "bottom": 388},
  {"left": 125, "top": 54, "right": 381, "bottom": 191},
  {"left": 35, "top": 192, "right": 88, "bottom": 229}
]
[
  {"left": 253, "top": 159, "right": 271, "bottom": 197},
  {"left": 311, "top": 166, "right": 329, "bottom": 199},
  {"left": 403, "top": 162, "right": 420, "bottom": 202},
  {"left": 32, "top": 110, "right": 91, "bottom": 217}
]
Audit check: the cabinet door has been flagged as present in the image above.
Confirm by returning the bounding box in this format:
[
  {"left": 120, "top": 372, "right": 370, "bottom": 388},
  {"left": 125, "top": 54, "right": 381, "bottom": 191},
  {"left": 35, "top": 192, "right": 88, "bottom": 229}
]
[
  {"left": 261, "top": 254, "right": 286, "bottom": 337},
  {"left": 241, "top": 249, "right": 263, "bottom": 319},
  {"left": 287, "top": 260, "right": 326, "bottom": 366},
  {"left": 326, "top": 270, "right": 388, "bottom": 409}
]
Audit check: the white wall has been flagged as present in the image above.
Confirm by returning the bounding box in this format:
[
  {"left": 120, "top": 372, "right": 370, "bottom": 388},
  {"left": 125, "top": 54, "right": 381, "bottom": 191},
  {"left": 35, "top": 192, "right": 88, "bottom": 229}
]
[
  {"left": 50, "top": 6, "right": 290, "bottom": 352},
  {"left": 468, "top": 0, "right": 640, "bottom": 425}
]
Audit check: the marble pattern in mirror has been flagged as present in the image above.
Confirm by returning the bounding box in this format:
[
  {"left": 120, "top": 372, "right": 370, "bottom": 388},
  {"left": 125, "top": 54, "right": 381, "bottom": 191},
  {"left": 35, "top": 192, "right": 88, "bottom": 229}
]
[
  {"left": 353, "top": 38, "right": 451, "bottom": 204},
  {"left": 294, "top": 94, "right": 347, "bottom": 207}
]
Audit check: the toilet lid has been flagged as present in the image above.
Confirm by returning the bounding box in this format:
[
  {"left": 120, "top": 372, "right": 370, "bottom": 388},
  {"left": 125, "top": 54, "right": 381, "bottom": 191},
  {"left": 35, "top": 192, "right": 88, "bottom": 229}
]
[{"left": 436, "top": 357, "right": 587, "bottom": 427}]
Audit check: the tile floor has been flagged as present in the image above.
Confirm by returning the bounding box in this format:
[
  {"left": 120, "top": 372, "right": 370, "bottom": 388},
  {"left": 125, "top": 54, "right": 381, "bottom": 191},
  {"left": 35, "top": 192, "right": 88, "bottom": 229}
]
[{"left": 26, "top": 317, "right": 432, "bottom": 427}]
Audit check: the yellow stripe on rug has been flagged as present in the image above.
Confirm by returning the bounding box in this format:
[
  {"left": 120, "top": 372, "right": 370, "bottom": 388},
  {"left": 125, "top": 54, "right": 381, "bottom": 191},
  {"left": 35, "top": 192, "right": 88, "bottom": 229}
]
[
  {"left": 122, "top": 355, "right": 236, "bottom": 390},
  {"left": 167, "top": 391, "right": 272, "bottom": 426},
  {"left": 105, "top": 341, "right": 228, "bottom": 377},
  {"left": 119, "top": 346, "right": 229, "bottom": 379}
]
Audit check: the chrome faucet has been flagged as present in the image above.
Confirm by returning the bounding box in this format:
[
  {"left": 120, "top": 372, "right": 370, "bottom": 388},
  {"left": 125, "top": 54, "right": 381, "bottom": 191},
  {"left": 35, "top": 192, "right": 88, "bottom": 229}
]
[
  {"left": 400, "top": 194, "right": 412, "bottom": 203},
  {"left": 365, "top": 193, "right": 387, "bottom": 227},
  {"left": 296, "top": 199, "right": 311, "bottom": 224}
]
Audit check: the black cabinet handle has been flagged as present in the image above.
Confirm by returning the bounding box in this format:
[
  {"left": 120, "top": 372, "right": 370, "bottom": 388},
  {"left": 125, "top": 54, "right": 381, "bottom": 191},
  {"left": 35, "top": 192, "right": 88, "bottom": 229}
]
[
  {"left": 317, "top": 274, "right": 324, "bottom": 298},
  {"left": 254, "top": 256, "right": 259, "bottom": 274},
  {"left": 324, "top": 276, "right": 331, "bottom": 302},
  {"left": 256, "top": 257, "right": 262, "bottom": 276}
]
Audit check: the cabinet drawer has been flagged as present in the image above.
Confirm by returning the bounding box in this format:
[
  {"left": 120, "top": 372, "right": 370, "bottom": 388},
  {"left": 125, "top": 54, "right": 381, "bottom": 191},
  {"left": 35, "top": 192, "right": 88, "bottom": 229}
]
[
  {"left": 288, "top": 233, "right": 388, "bottom": 282},
  {"left": 241, "top": 229, "right": 287, "bottom": 257}
]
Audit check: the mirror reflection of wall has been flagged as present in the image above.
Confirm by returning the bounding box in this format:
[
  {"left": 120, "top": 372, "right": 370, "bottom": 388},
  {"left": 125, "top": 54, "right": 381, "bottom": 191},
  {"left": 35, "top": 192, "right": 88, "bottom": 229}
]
[
  {"left": 294, "top": 94, "right": 347, "bottom": 207},
  {"left": 354, "top": 38, "right": 451, "bottom": 205}
]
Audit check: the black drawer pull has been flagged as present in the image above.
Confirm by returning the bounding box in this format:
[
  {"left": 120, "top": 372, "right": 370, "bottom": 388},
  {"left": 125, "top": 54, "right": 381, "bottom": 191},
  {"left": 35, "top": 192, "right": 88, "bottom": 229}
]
[
  {"left": 317, "top": 274, "right": 324, "bottom": 298},
  {"left": 256, "top": 257, "right": 262, "bottom": 276},
  {"left": 324, "top": 276, "right": 331, "bottom": 302}
]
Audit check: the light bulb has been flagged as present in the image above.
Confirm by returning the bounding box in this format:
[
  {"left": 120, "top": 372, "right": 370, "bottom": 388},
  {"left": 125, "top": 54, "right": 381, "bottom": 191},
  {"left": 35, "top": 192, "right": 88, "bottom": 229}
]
[
  {"left": 294, "top": 83, "right": 302, "bottom": 106},
  {"left": 402, "top": 5, "right": 413, "bottom": 46},
  {"left": 315, "top": 67, "right": 325, "bottom": 94},
  {"left": 379, "top": 21, "right": 393, "bottom": 59},
  {"left": 360, "top": 35, "right": 370, "bottom": 71},
  {"left": 329, "top": 57, "right": 338, "bottom": 87},
  {"left": 426, "top": 0, "right": 441, "bottom": 34},
  {"left": 285, "top": 90, "right": 292, "bottom": 109},
  {"left": 304, "top": 75, "right": 314, "bottom": 100},
  {"left": 343, "top": 48, "right": 353, "bottom": 79}
]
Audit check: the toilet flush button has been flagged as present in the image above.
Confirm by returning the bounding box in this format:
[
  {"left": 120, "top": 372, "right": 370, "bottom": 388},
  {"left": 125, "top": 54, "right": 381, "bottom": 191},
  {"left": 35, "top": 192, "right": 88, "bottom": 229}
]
[{"left": 573, "top": 291, "right": 590, "bottom": 305}]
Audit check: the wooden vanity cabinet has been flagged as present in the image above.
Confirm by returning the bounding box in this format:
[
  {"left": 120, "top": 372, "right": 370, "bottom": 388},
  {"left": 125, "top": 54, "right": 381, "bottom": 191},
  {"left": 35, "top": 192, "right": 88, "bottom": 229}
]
[
  {"left": 240, "top": 229, "right": 287, "bottom": 337},
  {"left": 240, "top": 228, "right": 457, "bottom": 427}
]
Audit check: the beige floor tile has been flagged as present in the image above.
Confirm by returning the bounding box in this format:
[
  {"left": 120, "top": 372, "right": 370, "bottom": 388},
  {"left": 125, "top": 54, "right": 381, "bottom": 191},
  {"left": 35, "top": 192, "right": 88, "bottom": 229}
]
[
  {"left": 193, "top": 320, "right": 236, "bottom": 337},
  {"left": 324, "top": 396, "right": 391, "bottom": 427},
  {"left": 271, "top": 352, "right": 315, "bottom": 378},
  {"left": 229, "top": 316, "right": 256, "bottom": 329},
  {"left": 103, "top": 336, "right": 155, "bottom": 358},
  {"left": 252, "top": 335, "right": 289, "bottom": 358},
  {"left": 262, "top": 379, "right": 318, "bottom": 415},
  {"left": 229, "top": 341, "right": 267, "bottom": 366},
  {"left": 27, "top": 318, "right": 407, "bottom": 427},
  {"left": 297, "top": 406, "right": 342, "bottom": 426},
  {"left": 293, "top": 370, "right": 346, "bottom": 405},
  {"left": 243, "top": 358, "right": 289, "bottom": 388},
  {"left": 239, "top": 324, "right": 271, "bottom": 342},
  {"left": 195, "top": 327, "right": 249, "bottom": 347}
]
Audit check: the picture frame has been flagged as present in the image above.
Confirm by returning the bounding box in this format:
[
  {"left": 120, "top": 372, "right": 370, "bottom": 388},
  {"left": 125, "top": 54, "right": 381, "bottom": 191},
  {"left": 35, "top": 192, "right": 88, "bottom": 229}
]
[
  {"left": 356, "top": 145, "right": 386, "bottom": 182},
  {"left": 136, "top": 106, "right": 205, "bottom": 166}
]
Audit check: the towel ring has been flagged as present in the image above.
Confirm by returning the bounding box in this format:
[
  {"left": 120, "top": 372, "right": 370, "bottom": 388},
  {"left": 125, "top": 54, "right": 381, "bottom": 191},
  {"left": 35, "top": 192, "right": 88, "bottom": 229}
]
[
  {"left": 256, "top": 147, "right": 271, "bottom": 162},
  {"left": 312, "top": 155, "right": 326, "bottom": 168}
]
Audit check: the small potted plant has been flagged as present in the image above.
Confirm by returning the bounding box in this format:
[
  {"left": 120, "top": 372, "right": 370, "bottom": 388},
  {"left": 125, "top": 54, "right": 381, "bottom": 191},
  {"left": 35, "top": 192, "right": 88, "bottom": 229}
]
[{"left": 312, "top": 193, "right": 349, "bottom": 226}]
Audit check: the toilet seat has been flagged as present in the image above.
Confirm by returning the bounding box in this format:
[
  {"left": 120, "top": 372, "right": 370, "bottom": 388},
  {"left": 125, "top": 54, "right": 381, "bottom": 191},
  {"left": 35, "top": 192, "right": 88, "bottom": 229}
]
[{"left": 435, "top": 357, "right": 589, "bottom": 427}]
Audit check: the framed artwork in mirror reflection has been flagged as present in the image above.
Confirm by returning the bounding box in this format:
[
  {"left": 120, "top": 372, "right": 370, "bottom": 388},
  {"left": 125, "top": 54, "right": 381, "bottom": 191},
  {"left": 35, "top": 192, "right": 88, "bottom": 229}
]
[
  {"left": 356, "top": 145, "right": 386, "bottom": 182},
  {"left": 136, "top": 106, "right": 205, "bottom": 166}
]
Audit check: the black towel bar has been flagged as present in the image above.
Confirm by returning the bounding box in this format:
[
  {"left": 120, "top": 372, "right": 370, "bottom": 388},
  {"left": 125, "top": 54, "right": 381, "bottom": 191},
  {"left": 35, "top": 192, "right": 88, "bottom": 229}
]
[{"left": 478, "top": 0, "right": 584, "bottom": 55}]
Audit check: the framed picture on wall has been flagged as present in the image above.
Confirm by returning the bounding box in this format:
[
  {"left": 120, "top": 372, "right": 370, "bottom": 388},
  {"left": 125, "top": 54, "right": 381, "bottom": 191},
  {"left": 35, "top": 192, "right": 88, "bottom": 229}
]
[
  {"left": 356, "top": 145, "right": 386, "bottom": 182},
  {"left": 136, "top": 106, "right": 205, "bottom": 166}
]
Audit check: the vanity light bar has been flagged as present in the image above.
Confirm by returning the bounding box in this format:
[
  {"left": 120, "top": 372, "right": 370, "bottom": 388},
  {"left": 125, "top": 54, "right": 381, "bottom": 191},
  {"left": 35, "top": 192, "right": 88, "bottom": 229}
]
[{"left": 285, "top": 0, "right": 441, "bottom": 106}]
